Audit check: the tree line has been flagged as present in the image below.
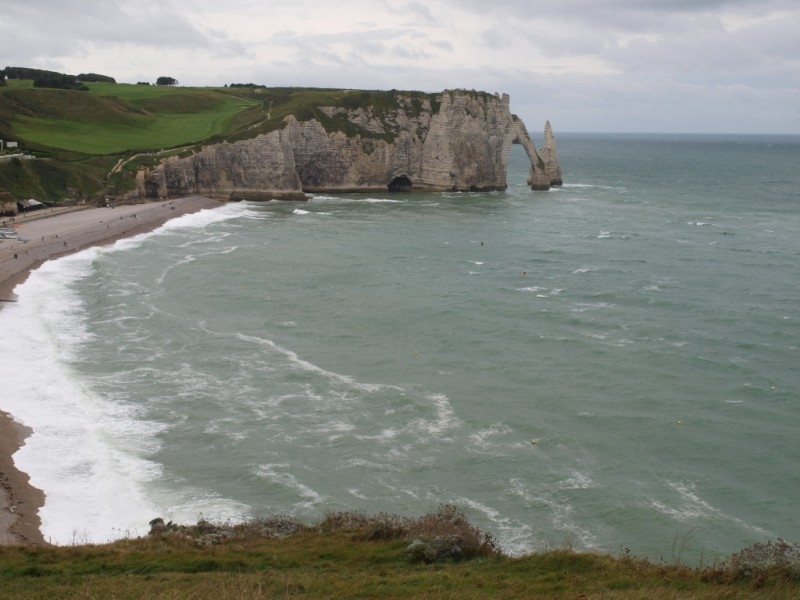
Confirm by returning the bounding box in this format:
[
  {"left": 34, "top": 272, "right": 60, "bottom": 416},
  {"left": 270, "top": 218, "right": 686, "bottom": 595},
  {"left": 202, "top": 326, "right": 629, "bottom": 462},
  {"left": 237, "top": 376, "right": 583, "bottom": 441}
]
[
  {"left": 0, "top": 67, "right": 181, "bottom": 89},
  {"left": 1, "top": 67, "right": 117, "bottom": 90}
]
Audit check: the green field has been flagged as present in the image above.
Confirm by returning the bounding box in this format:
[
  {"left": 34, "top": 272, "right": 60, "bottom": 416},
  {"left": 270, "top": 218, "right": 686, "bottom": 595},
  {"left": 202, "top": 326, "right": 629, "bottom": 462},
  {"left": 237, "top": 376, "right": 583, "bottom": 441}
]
[
  {"left": 0, "top": 82, "right": 423, "bottom": 156},
  {"left": 0, "top": 80, "right": 276, "bottom": 199},
  {"left": 5, "top": 83, "right": 262, "bottom": 154}
]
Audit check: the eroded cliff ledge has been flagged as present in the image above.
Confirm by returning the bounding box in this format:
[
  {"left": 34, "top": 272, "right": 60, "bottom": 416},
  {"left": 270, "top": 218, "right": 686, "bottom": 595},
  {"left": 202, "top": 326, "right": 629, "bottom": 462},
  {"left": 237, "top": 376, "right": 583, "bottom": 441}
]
[{"left": 137, "top": 90, "right": 562, "bottom": 201}]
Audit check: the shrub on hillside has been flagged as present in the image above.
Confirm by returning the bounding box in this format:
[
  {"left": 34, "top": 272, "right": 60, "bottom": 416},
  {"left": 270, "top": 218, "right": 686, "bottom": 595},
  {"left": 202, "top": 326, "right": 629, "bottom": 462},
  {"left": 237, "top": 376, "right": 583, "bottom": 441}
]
[
  {"left": 147, "top": 504, "right": 497, "bottom": 562},
  {"left": 33, "top": 74, "right": 88, "bottom": 91},
  {"left": 317, "top": 510, "right": 408, "bottom": 540},
  {"left": 728, "top": 538, "right": 800, "bottom": 580},
  {"left": 404, "top": 504, "right": 499, "bottom": 563},
  {"left": 148, "top": 516, "right": 306, "bottom": 546}
]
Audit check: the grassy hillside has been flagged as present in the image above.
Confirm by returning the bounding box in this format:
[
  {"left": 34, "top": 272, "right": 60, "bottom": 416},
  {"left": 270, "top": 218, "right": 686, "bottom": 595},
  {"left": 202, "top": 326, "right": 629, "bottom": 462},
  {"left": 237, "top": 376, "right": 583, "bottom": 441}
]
[
  {"left": 0, "top": 81, "right": 258, "bottom": 201},
  {"left": 0, "top": 79, "right": 441, "bottom": 203},
  {"left": 1, "top": 509, "right": 799, "bottom": 599},
  {"left": 3, "top": 83, "right": 262, "bottom": 154}
]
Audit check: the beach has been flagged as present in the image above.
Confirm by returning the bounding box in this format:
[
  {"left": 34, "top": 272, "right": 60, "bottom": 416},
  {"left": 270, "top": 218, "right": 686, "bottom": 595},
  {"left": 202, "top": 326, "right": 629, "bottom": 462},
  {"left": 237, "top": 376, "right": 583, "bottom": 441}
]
[{"left": 0, "top": 196, "right": 222, "bottom": 545}]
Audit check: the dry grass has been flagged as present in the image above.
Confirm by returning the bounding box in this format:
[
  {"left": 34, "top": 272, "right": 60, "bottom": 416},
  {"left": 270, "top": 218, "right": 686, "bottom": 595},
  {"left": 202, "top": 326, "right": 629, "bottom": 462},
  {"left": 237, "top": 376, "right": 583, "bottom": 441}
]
[{"left": 1, "top": 508, "right": 798, "bottom": 599}]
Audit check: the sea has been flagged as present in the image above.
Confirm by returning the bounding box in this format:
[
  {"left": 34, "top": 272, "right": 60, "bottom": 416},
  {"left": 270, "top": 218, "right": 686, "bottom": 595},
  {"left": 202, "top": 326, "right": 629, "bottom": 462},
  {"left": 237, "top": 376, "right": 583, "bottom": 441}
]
[{"left": 1, "top": 133, "right": 798, "bottom": 560}]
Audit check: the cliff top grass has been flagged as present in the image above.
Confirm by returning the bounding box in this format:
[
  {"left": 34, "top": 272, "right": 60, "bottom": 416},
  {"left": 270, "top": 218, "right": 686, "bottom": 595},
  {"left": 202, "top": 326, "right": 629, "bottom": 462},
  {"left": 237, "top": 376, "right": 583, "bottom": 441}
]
[
  {"left": 1, "top": 507, "right": 799, "bottom": 599},
  {"left": 0, "top": 83, "right": 262, "bottom": 155},
  {"left": 0, "top": 82, "right": 440, "bottom": 156}
]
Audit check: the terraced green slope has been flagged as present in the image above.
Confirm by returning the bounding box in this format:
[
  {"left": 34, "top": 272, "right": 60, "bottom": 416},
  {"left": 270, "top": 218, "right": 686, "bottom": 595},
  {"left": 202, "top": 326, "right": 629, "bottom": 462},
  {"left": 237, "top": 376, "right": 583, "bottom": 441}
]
[{"left": 3, "top": 84, "right": 262, "bottom": 154}]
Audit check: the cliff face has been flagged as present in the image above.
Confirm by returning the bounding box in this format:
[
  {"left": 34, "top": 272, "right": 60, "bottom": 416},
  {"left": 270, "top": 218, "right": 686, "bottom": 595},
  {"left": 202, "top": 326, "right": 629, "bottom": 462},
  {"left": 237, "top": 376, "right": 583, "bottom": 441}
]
[{"left": 137, "top": 90, "right": 561, "bottom": 200}]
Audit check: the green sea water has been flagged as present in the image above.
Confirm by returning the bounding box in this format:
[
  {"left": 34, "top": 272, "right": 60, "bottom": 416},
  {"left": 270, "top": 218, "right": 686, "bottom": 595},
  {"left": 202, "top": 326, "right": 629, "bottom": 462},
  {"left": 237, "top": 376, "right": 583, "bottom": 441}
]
[{"left": 4, "top": 133, "right": 799, "bottom": 558}]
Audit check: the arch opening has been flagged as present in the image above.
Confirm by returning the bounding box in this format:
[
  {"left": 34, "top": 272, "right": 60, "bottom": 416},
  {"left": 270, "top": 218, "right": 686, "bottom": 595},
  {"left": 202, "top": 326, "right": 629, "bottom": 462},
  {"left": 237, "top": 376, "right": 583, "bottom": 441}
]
[{"left": 508, "top": 140, "right": 533, "bottom": 186}]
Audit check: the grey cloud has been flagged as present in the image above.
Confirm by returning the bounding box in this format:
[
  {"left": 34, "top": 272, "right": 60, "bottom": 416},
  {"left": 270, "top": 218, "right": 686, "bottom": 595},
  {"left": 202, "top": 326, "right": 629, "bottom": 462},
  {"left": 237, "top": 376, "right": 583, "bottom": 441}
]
[
  {"left": 3, "top": 0, "right": 797, "bottom": 132},
  {"left": 0, "top": 0, "right": 247, "bottom": 68},
  {"left": 481, "top": 27, "right": 514, "bottom": 50},
  {"left": 442, "top": 0, "right": 798, "bottom": 40},
  {"left": 405, "top": 1, "right": 438, "bottom": 24},
  {"left": 429, "top": 39, "right": 455, "bottom": 52}
]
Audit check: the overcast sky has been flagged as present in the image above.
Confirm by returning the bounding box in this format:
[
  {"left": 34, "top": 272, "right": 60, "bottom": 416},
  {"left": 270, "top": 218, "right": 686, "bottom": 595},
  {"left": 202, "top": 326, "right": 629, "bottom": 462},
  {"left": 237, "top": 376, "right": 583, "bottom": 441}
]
[{"left": 3, "top": 0, "right": 799, "bottom": 133}]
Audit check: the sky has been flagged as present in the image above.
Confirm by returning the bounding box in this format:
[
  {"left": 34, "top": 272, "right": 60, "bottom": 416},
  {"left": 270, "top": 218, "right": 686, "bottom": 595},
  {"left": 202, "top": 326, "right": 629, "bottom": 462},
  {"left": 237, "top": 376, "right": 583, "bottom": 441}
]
[{"left": 2, "top": 0, "right": 799, "bottom": 133}]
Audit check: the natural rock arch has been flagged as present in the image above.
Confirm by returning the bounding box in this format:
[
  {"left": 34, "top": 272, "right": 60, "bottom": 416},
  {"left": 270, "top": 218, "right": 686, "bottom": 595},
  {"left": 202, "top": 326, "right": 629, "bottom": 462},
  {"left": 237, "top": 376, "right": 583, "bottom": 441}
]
[{"left": 508, "top": 123, "right": 551, "bottom": 191}]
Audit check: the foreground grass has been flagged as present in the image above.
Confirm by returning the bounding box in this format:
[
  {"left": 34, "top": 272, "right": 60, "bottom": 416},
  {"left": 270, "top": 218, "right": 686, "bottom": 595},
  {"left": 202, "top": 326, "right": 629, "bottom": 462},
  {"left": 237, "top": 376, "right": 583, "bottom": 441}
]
[{"left": 1, "top": 510, "right": 798, "bottom": 599}]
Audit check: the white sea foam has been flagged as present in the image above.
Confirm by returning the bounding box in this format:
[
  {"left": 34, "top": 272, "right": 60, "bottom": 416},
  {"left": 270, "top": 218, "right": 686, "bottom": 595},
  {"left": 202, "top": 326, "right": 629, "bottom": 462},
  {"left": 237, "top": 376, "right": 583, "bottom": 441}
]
[
  {"left": 255, "top": 464, "right": 324, "bottom": 510},
  {"left": 345, "top": 458, "right": 400, "bottom": 472},
  {"left": 518, "top": 287, "right": 563, "bottom": 298},
  {"left": 154, "top": 245, "right": 238, "bottom": 286},
  {"left": 154, "top": 488, "right": 251, "bottom": 526},
  {"left": 0, "top": 257, "right": 162, "bottom": 544},
  {"left": 456, "top": 497, "right": 534, "bottom": 556},
  {"left": 111, "top": 203, "right": 244, "bottom": 253},
  {"left": 0, "top": 204, "right": 247, "bottom": 544},
  {"left": 571, "top": 302, "right": 612, "bottom": 313},
  {"left": 508, "top": 479, "right": 598, "bottom": 550},
  {"left": 236, "top": 332, "right": 401, "bottom": 393},
  {"left": 311, "top": 419, "right": 356, "bottom": 437},
  {"left": 562, "top": 183, "right": 627, "bottom": 192},
  {"left": 559, "top": 471, "right": 596, "bottom": 490},
  {"left": 649, "top": 480, "right": 770, "bottom": 536},
  {"left": 409, "top": 393, "right": 461, "bottom": 437},
  {"left": 468, "top": 423, "right": 515, "bottom": 453},
  {"left": 347, "top": 488, "right": 371, "bottom": 500},
  {"left": 354, "top": 428, "right": 400, "bottom": 442}
]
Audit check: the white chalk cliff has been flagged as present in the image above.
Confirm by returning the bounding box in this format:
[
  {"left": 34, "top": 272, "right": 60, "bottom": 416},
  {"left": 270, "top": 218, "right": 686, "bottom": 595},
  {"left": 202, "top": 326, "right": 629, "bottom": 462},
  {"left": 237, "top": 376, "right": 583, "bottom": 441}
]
[{"left": 138, "top": 90, "right": 562, "bottom": 200}]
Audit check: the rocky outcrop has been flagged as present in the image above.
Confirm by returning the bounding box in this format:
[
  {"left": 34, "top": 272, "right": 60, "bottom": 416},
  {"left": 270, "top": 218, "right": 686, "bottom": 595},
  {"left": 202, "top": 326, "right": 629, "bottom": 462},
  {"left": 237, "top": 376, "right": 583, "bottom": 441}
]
[
  {"left": 137, "top": 90, "right": 561, "bottom": 201},
  {"left": 540, "top": 121, "right": 563, "bottom": 186}
]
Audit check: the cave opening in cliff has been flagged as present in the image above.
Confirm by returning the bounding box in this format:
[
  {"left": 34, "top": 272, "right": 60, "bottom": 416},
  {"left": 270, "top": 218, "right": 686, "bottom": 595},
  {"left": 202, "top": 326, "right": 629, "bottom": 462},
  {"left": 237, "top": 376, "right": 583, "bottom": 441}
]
[{"left": 388, "top": 175, "right": 412, "bottom": 192}]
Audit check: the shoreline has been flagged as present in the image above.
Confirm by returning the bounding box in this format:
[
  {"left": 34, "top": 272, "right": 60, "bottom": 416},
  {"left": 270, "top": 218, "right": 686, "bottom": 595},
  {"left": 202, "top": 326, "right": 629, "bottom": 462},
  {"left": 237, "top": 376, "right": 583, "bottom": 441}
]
[{"left": 0, "top": 196, "right": 223, "bottom": 545}]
